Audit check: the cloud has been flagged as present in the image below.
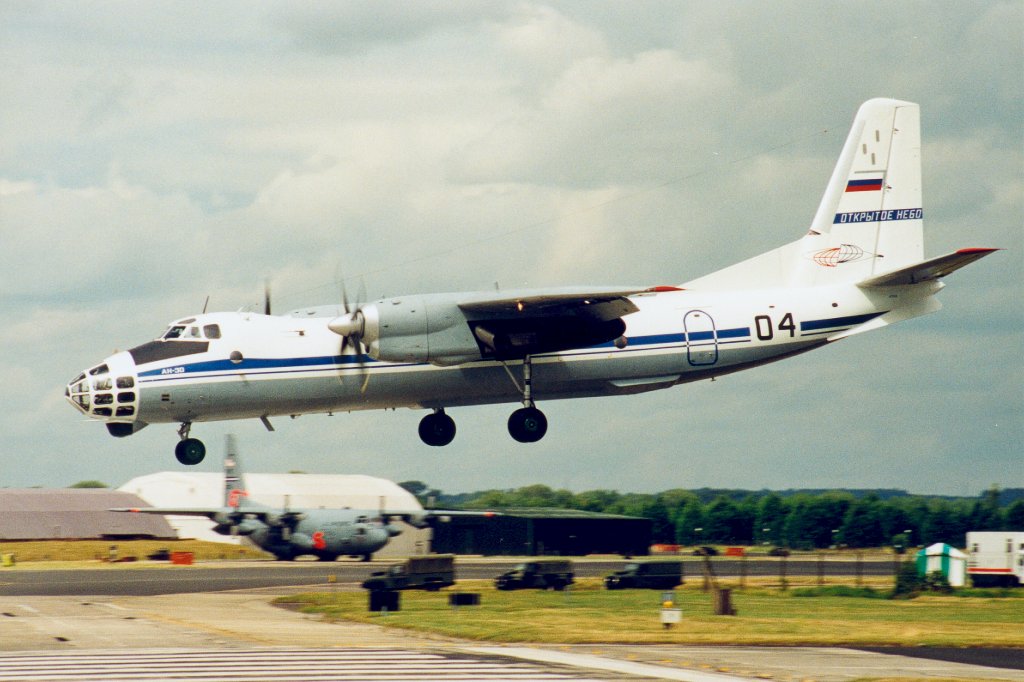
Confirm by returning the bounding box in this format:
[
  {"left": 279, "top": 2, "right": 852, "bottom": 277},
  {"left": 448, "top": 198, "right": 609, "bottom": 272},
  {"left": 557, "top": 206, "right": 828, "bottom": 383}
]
[{"left": 0, "top": 2, "right": 1019, "bottom": 494}]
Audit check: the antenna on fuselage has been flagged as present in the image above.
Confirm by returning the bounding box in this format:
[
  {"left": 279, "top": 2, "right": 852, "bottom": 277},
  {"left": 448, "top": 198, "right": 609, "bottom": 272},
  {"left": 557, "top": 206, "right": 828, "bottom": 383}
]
[
  {"left": 263, "top": 279, "right": 272, "bottom": 316},
  {"left": 202, "top": 296, "right": 210, "bottom": 314}
]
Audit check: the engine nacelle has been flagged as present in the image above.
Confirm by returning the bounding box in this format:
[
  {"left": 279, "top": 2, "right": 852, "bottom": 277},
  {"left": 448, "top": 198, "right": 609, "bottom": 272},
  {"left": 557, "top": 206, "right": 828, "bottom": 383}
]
[
  {"left": 361, "top": 296, "right": 483, "bottom": 366},
  {"left": 337, "top": 294, "right": 628, "bottom": 365}
]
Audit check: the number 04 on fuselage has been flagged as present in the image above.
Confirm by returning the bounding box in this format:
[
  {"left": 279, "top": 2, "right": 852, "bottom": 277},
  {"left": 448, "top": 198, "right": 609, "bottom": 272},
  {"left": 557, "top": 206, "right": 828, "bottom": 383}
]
[{"left": 66, "top": 99, "right": 998, "bottom": 464}]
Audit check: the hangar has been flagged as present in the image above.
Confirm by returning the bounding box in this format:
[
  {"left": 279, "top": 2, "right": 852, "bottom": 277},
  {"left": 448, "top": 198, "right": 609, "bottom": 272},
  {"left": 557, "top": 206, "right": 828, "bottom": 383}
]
[
  {"left": 118, "top": 471, "right": 430, "bottom": 557},
  {"left": 0, "top": 489, "right": 174, "bottom": 540},
  {"left": 429, "top": 507, "right": 651, "bottom": 556}
]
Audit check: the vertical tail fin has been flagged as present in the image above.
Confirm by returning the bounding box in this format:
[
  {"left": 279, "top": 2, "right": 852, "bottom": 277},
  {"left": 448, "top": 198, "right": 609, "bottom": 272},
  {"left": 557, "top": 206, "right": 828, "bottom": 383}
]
[
  {"left": 793, "top": 98, "right": 924, "bottom": 285},
  {"left": 223, "top": 434, "right": 250, "bottom": 508}
]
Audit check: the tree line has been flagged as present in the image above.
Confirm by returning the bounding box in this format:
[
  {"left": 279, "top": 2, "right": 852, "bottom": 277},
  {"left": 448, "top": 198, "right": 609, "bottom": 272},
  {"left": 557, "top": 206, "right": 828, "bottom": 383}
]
[{"left": 399, "top": 482, "right": 1024, "bottom": 550}]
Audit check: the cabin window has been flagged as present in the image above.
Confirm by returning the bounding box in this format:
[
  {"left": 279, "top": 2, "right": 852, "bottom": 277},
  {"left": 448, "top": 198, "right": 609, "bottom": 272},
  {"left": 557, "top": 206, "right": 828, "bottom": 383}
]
[
  {"left": 204, "top": 324, "right": 221, "bottom": 339},
  {"left": 117, "top": 392, "right": 136, "bottom": 403},
  {"left": 117, "top": 376, "right": 134, "bottom": 389},
  {"left": 93, "top": 378, "right": 112, "bottom": 391},
  {"left": 116, "top": 406, "right": 135, "bottom": 417},
  {"left": 94, "top": 393, "right": 113, "bottom": 405}
]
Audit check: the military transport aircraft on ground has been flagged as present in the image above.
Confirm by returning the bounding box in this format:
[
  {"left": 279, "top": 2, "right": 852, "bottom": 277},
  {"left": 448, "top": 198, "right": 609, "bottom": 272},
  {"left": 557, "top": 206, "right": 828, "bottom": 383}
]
[
  {"left": 68, "top": 98, "right": 997, "bottom": 464},
  {"left": 114, "top": 436, "right": 411, "bottom": 561}
]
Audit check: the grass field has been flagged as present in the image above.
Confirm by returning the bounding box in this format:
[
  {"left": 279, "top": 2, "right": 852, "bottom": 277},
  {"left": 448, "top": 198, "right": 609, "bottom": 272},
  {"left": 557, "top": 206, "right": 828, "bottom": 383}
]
[
  {"left": 0, "top": 539, "right": 270, "bottom": 563},
  {"left": 277, "top": 578, "right": 1024, "bottom": 647}
]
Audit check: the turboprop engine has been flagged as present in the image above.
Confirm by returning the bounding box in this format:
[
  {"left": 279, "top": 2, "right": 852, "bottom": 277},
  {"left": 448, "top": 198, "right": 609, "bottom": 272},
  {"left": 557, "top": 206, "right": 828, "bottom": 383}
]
[{"left": 329, "top": 295, "right": 626, "bottom": 366}]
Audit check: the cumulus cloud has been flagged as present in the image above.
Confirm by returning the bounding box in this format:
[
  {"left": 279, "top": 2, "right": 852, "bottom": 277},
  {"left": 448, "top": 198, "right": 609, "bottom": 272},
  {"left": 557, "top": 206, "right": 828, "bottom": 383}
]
[{"left": 0, "top": 2, "right": 1019, "bottom": 493}]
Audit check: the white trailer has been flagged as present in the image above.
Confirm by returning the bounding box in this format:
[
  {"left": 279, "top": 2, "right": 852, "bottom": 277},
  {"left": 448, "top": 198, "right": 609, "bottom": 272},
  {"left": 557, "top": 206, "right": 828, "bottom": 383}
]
[{"left": 966, "top": 531, "right": 1024, "bottom": 587}]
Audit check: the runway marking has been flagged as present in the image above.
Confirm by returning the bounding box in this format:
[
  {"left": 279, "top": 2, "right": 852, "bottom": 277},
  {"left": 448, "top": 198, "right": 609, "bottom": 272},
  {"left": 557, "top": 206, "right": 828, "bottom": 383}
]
[{"left": 0, "top": 647, "right": 612, "bottom": 681}]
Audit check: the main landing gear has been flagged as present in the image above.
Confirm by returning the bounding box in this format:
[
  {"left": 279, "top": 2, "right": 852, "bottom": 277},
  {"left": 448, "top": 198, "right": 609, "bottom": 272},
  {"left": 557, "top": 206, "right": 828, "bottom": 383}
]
[
  {"left": 416, "top": 355, "right": 548, "bottom": 446},
  {"left": 505, "top": 353, "right": 547, "bottom": 443},
  {"left": 175, "top": 422, "right": 206, "bottom": 465},
  {"left": 418, "top": 409, "right": 456, "bottom": 447}
]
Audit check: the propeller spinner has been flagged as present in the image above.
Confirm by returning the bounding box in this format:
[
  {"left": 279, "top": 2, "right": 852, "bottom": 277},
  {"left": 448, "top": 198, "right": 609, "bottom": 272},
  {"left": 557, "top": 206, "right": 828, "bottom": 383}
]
[{"left": 328, "top": 282, "right": 372, "bottom": 391}]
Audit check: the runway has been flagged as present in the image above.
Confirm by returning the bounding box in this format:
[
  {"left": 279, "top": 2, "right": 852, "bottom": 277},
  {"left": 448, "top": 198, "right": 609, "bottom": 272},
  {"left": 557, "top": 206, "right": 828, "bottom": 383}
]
[
  {"left": 0, "top": 557, "right": 899, "bottom": 597},
  {"left": 0, "top": 586, "right": 1020, "bottom": 681},
  {"left": 0, "top": 648, "right": 626, "bottom": 682}
]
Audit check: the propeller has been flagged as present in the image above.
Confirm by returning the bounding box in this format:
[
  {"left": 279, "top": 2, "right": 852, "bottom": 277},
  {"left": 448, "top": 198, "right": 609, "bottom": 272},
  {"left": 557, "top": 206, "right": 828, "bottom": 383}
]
[{"left": 328, "top": 279, "right": 371, "bottom": 392}]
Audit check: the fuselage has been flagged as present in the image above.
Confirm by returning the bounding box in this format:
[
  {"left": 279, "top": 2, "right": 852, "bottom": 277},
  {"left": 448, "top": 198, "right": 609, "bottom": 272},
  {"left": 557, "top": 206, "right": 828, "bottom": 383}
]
[
  {"left": 66, "top": 283, "right": 912, "bottom": 431},
  {"left": 240, "top": 508, "right": 394, "bottom": 561}
]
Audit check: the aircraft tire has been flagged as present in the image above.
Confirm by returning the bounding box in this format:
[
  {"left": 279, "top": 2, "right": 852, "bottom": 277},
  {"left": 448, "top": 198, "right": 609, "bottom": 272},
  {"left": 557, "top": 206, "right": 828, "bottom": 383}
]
[
  {"left": 174, "top": 438, "right": 206, "bottom": 465},
  {"left": 418, "top": 412, "right": 456, "bottom": 446},
  {"left": 508, "top": 407, "right": 547, "bottom": 443}
]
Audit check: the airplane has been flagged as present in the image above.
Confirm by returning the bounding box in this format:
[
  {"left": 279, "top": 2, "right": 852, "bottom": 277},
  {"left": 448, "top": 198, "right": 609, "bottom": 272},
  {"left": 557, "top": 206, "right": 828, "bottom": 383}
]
[
  {"left": 114, "top": 435, "right": 406, "bottom": 561},
  {"left": 67, "top": 98, "right": 998, "bottom": 465}
]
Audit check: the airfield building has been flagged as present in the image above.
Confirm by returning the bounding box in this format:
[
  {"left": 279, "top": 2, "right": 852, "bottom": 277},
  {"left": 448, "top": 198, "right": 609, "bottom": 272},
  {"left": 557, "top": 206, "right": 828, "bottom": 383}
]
[
  {"left": 429, "top": 507, "right": 651, "bottom": 556},
  {"left": 0, "top": 489, "right": 174, "bottom": 540}
]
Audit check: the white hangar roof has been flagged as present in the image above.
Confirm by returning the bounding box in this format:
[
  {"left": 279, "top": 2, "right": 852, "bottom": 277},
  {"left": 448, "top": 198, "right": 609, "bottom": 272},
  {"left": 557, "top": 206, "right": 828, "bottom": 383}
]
[
  {"left": 119, "top": 472, "right": 422, "bottom": 511},
  {"left": 118, "top": 472, "right": 423, "bottom": 542}
]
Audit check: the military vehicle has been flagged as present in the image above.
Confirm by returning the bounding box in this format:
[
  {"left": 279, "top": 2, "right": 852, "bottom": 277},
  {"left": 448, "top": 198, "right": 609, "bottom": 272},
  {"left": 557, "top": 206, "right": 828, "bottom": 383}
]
[
  {"left": 361, "top": 554, "right": 455, "bottom": 592},
  {"left": 604, "top": 560, "right": 683, "bottom": 589},
  {"left": 494, "top": 559, "right": 574, "bottom": 590}
]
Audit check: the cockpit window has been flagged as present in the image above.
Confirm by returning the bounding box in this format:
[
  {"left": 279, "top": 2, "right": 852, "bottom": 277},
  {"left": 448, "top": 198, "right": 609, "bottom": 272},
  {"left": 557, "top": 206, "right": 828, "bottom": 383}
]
[
  {"left": 163, "top": 326, "right": 187, "bottom": 340},
  {"left": 203, "top": 324, "right": 221, "bottom": 339}
]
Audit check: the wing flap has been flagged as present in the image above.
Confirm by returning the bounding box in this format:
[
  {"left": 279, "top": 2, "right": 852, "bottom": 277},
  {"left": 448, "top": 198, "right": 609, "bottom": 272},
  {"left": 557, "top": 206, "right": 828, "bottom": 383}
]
[
  {"left": 458, "top": 287, "right": 641, "bottom": 321},
  {"left": 857, "top": 248, "right": 999, "bottom": 287}
]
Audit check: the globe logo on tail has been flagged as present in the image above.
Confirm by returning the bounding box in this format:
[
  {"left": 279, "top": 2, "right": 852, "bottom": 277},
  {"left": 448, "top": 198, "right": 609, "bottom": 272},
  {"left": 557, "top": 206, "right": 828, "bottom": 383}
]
[{"left": 811, "top": 243, "right": 876, "bottom": 268}]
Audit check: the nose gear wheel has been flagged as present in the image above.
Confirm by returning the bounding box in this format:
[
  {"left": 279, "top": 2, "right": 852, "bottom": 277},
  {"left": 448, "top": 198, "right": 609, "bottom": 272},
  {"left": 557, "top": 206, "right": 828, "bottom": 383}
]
[
  {"left": 175, "top": 438, "right": 206, "bottom": 465},
  {"left": 175, "top": 422, "right": 206, "bottom": 465}
]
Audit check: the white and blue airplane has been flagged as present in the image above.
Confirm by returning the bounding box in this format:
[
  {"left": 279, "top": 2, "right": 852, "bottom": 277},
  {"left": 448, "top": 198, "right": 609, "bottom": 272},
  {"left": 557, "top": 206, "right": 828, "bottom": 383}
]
[{"left": 67, "top": 99, "right": 997, "bottom": 465}]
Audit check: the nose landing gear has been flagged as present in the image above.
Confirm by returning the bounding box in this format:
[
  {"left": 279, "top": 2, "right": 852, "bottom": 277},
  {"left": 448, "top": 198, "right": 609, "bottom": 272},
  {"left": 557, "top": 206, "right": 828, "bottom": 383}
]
[{"left": 175, "top": 422, "right": 206, "bottom": 465}]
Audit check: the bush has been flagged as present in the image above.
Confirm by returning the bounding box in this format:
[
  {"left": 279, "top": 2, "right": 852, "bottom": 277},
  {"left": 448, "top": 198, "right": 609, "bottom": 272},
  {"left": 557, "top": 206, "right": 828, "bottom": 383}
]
[
  {"left": 923, "top": 570, "right": 953, "bottom": 594},
  {"left": 792, "top": 586, "right": 883, "bottom": 599},
  {"left": 890, "top": 562, "right": 924, "bottom": 599}
]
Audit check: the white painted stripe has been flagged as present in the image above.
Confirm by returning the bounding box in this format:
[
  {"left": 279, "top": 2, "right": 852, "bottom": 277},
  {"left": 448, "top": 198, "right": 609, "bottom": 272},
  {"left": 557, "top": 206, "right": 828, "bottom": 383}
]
[
  {"left": 468, "top": 646, "right": 747, "bottom": 681},
  {"left": 0, "top": 648, "right": 603, "bottom": 681}
]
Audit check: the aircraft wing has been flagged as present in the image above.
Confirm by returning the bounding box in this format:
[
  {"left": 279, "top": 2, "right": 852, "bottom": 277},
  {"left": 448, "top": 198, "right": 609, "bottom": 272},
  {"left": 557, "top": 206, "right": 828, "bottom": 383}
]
[
  {"left": 110, "top": 507, "right": 303, "bottom": 524},
  {"left": 111, "top": 506, "right": 224, "bottom": 518},
  {"left": 857, "top": 248, "right": 999, "bottom": 287},
  {"left": 389, "top": 509, "right": 503, "bottom": 528},
  {"left": 455, "top": 287, "right": 644, "bottom": 360},
  {"left": 457, "top": 287, "right": 643, "bottom": 321}
]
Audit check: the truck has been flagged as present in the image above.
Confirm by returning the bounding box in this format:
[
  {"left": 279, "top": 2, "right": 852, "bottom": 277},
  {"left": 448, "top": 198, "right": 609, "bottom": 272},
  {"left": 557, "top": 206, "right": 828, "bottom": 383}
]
[
  {"left": 361, "top": 554, "right": 455, "bottom": 592},
  {"left": 966, "top": 531, "right": 1024, "bottom": 587},
  {"left": 494, "top": 559, "right": 574, "bottom": 591},
  {"left": 604, "top": 560, "right": 683, "bottom": 590}
]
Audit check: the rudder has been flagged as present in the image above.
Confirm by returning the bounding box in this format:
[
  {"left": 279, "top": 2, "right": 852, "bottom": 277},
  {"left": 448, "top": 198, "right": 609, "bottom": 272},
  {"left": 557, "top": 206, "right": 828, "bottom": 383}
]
[{"left": 793, "top": 98, "right": 924, "bottom": 286}]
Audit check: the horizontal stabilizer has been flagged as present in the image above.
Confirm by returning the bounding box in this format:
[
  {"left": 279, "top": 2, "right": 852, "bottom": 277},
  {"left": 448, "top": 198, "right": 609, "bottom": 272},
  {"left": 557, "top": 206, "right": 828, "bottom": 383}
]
[{"left": 857, "top": 248, "right": 999, "bottom": 287}]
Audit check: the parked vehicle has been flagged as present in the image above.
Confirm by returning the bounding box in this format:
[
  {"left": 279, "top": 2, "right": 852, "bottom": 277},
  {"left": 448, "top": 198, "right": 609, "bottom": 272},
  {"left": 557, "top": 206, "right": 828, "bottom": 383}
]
[
  {"left": 495, "top": 559, "right": 574, "bottom": 590},
  {"left": 966, "top": 532, "right": 1023, "bottom": 587},
  {"left": 604, "top": 560, "right": 683, "bottom": 590},
  {"left": 362, "top": 554, "right": 455, "bottom": 592}
]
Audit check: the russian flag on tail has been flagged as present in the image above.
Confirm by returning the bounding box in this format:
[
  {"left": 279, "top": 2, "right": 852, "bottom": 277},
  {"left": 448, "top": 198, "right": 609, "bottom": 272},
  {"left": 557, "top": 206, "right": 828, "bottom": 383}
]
[{"left": 846, "top": 177, "right": 884, "bottom": 192}]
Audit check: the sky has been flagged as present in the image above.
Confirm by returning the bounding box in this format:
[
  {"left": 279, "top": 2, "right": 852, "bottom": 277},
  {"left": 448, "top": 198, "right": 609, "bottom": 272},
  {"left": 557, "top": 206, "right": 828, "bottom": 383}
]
[{"left": 1, "top": 1, "right": 1021, "bottom": 496}]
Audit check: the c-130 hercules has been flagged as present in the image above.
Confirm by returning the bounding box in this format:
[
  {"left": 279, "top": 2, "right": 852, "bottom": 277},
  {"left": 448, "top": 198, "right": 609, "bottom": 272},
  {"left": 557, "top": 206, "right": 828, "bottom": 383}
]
[{"left": 67, "top": 99, "right": 997, "bottom": 464}]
